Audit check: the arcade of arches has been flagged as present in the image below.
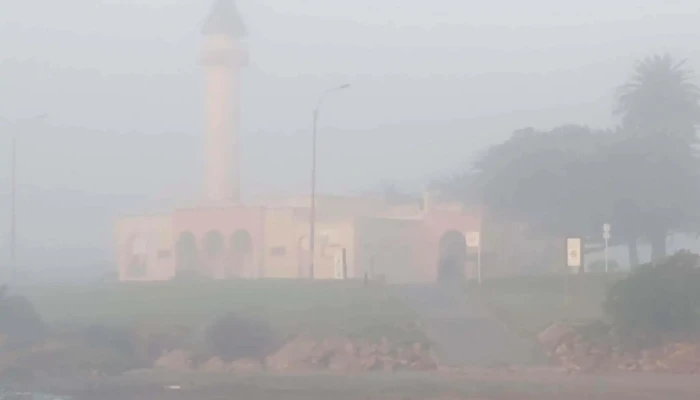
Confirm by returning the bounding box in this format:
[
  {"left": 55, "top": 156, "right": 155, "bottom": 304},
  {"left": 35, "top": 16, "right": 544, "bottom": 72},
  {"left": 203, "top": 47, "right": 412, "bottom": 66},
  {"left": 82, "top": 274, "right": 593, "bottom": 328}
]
[
  {"left": 116, "top": 199, "right": 490, "bottom": 283},
  {"left": 175, "top": 230, "right": 254, "bottom": 279},
  {"left": 437, "top": 230, "right": 468, "bottom": 283}
]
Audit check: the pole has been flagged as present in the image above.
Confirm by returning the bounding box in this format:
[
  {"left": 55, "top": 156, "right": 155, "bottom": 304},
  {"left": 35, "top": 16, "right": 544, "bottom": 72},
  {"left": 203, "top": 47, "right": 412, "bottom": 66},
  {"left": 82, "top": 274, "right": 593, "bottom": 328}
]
[
  {"left": 10, "top": 136, "right": 16, "bottom": 282},
  {"left": 309, "top": 108, "right": 319, "bottom": 279},
  {"left": 307, "top": 84, "right": 350, "bottom": 280},
  {"left": 6, "top": 114, "right": 46, "bottom": 283},
  {"left": 477, "top": 244, "right": 482, "bottom": 286},
  {"left": 604, "top": 238, "right": 609, "bottom": 274}
]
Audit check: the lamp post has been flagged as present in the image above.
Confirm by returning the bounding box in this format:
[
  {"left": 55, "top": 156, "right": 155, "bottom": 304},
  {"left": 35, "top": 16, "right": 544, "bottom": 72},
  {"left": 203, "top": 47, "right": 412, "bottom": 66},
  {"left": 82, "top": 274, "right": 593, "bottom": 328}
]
[
  {"left": 9, "top": 113, "right": 48, "bottom": 282},
  {"left": 309, "top": 84, "right": 350, "bottom": 279}
]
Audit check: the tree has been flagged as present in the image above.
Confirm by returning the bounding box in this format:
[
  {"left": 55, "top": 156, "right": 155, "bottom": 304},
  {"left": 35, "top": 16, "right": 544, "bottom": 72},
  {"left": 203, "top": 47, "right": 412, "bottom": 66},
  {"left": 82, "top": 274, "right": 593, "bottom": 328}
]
[
  {"left": 614, "top": 54, "right": 700, "bottom": 261},
  {"left": 377, "top": 180, "right": 421, "bottom": 205},
  {"left": 615, "top": 53, "right": 700, "bottom": 143},
  {"left": 443, "top": 125, "right": 614, "bottom": 241},
  {"left": 443, "top": 53, "right": 700, "bottom": 267}
]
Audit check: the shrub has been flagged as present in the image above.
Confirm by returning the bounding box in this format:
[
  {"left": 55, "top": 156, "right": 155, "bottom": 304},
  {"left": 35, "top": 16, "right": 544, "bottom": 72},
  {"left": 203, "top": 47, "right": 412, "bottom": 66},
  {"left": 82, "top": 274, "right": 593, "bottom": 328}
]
[
  {"left": 204, "top": 313, "right": 276, "bottom": 362},
  {"left": 0, "top": 287, "right": 47, "bottom": 349},
  {"left": 133, "top": 323, "right": 193, "bottom": 366},
  {"left": 81, "top": 324, "right": 136, "bottom": 357},
  {"left": 587, "top": 259, "right": 620, "bottom": 273},
  {"left": 604, "top": 251, "right": 700, "bottom": 340}
]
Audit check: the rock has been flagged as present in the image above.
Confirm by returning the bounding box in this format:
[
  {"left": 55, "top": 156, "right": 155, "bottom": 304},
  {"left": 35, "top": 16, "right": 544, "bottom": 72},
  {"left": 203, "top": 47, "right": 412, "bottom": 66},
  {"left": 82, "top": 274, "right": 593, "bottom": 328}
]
[
  {"left": 378, "top": 337, "right": 391, "bottom": 355},
  {"left": 396, "top": 346, "right": 414, "bottom": 364},
  {"left": 231, "top": 358, "right": 264, "bottom": 373},
  {"left": 554, "top": 341, "right": 568, "bottom": 355},
  {"left": 328, "top": 352, "right": 362, "bottom": 372},
  {"left": 640, "top": 357, "right": 661, "bottom": 372},
  {"left": 617, "top": 356, "right": 639, "bottom": 371},
  {"left": 664, "top": 344, "right": 699, "bottom": 374},
  {"left": 571, "top": 353, "right": 601, "bottom": 373},
  {"left": 382, "top": 358, "right": 399, "bottom": 372},
  {"left": 308, "top": 343, "right": 332, "bottom": 367},
  {"left": 414, "top": 351, "right": 439, "bottom": 371},
  {"left": 357, "top": 340, "right": 377, "bottom": 357},
  {"left": 154, "top": 349, "right": 191, "bottom": 371},
  {"left": 321, "top": 337, "right": 344, "bottom": 351},
  {"left": 265, "top": 336, "right": 317, "bottom": 371},
  {"left": 343, "top": 341, "right": 357, "bottom": 355},
  {"left": 361, "top": 355, "right": 382, "bottom": 371},
  {"left": 201, "top": 356, "right": 227, "bottom": 373},
  {"left": 538, "top": 323, "right": 576, "bottom": 355},
  {"left": 572, "top": 341, "right": 590, "bottom": 359}
]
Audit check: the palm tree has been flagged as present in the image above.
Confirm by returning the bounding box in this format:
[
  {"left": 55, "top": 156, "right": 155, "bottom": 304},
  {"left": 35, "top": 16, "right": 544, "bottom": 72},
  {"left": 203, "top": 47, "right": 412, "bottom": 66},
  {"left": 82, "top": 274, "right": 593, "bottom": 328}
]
[
  {"left": 616, "top": 53, "right": 700, "bottom": 142},
  {"left": 614, "top": 54, "right": 700, "bottom": 263}
]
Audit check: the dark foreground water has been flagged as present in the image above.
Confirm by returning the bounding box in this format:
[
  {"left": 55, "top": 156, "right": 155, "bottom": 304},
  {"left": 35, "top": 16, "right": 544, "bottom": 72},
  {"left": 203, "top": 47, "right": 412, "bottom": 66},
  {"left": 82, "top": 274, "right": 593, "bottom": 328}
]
[
  {"left": 0, "top": 390, "right": 72, "bottom": 400},
  {"left": 4, "top": 370, "right": 700, "bottom": 400}
]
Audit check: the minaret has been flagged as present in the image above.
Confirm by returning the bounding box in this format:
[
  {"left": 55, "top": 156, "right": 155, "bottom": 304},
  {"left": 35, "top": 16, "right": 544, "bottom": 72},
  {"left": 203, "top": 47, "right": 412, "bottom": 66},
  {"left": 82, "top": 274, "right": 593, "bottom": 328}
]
[{"left": 201, "top": 0, "right": 247, "bottom": 203}]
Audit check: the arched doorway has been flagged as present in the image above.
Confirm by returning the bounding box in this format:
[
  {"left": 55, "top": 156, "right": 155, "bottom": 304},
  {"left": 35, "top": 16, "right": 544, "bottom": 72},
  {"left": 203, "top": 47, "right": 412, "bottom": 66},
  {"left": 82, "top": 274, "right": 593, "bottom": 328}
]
[
  {"left": 438, "top": 230, "right": 467, "bottom": 283},
  {"left": 297, "top": 236, "right": 310, "bottom": 279},
  {"left": 175, "top": 231, "right": 199, "bottom": 279},
  {"left": 229, "top": 230, "right": 253, "bottom": 278},
  {"left": 125, "top": 234, "right": 148, "bottom": 278},
  {"left": 203, "top": 230, "right": 225, "bottom": 278}
]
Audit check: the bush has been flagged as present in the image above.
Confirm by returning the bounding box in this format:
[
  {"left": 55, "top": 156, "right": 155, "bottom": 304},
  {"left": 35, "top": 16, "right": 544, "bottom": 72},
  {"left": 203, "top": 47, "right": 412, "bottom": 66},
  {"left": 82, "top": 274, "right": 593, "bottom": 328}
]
[
  {"left": 604, "top": 251, "right": 700, "bottom": 340},
  {"left": 81, "top": 324, "right": 136, "bottom": 357},
  {"left": 133, "top": 323, "right": 193, "bottom": 366},
  {"left": 588, "top": 259, "right": 620, "bottom": 273},
  {"left": 0, "top": 287, "right": 47, "bottom": 349},
  {"left": 204, "top": 313, "right": 277, "bottom": 362}
]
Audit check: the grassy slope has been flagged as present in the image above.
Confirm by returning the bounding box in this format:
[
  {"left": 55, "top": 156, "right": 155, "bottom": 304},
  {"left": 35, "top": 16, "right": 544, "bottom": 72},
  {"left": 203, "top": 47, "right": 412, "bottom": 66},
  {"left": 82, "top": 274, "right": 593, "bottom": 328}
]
[
  {"left": 474, "top": 274, "right": 625, "bottom": 337},
  {"left": 18, "top": 280, "right": 424, "bottom": 342}
]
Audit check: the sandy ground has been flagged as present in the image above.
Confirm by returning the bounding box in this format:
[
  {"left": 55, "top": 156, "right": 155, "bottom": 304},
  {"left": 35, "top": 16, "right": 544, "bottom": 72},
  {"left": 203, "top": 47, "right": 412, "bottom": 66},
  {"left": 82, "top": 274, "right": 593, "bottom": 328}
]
[{"left": 8, "top": 369, "right": 700, "bottom": 400}]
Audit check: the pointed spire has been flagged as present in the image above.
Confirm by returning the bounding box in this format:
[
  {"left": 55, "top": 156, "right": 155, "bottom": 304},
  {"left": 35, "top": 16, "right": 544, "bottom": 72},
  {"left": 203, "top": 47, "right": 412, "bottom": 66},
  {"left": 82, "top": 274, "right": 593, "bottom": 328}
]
[{"left": 202, "top": 0, "right": 246, "bottom": 38}]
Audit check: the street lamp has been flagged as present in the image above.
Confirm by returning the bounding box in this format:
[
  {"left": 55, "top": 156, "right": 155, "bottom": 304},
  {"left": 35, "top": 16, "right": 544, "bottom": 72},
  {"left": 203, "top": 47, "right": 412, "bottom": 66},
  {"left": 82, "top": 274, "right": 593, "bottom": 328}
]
[
  {"left": 10, "top": 113, "right": 48, "bottom": 282},
  {"left": 309, "top": 84, "right": 350, "bottom": 279}
]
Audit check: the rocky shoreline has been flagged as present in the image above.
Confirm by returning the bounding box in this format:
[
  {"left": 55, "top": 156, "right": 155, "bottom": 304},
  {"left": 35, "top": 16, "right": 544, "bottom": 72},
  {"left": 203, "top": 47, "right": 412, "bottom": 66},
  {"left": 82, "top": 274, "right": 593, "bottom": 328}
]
[
  {"left": 153, "top": 335, "right": 438, "bottom": 374},
  {"left": 538, "top": 322, "right": 700, "bottom": 374}
]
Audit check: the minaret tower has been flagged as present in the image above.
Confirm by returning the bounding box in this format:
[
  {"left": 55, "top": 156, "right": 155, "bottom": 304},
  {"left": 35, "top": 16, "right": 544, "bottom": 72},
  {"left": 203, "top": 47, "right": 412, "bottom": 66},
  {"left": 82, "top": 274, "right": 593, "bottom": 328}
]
[{"left": 201, "top": 0, "right": 247, "bottom": 203}]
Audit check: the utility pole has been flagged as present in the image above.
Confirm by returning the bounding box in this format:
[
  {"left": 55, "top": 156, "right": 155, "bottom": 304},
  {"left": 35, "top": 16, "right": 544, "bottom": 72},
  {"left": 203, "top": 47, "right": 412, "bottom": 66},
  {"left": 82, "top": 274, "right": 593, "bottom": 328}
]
[
  {"left": 308, "top": 84, "right": 350, "bottom": 279},
  {"left": 10, "top": 136, "right": 16, "bottom": 281},
  {"left": 7, "top": 113, "right": 47, "bottom": 282}
]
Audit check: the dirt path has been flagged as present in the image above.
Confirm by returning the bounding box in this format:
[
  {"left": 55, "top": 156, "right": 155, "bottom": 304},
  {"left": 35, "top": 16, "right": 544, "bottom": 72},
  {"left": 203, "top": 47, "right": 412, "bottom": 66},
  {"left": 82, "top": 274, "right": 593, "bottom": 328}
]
[
  {"left": 16, "top": 371, "right": 700, "bottom": 399},
  {"left": 400, "top": 285, "right": 540, "bottom": 367}
]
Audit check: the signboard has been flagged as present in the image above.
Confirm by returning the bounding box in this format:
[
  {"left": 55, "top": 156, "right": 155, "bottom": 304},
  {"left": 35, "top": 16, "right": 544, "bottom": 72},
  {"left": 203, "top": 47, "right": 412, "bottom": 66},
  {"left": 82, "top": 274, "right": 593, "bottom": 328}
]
[
  {"left": 333, "top": 248, "right": 347, "bottom": 280},
  {"left": 465, "top": 231, "right": 481, "bottom": 248},
  {"left": 567, "top": 238, "right": 582, "bottom": 269},
  {"left": 603, "top": 223, "right": 611, "bottom": 241}
]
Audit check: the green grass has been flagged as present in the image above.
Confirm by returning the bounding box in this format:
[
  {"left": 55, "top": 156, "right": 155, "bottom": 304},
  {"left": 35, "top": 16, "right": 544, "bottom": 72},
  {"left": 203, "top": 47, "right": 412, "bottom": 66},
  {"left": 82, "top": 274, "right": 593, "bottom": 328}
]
[
  {"left": 17, "top": 280, "right": 424, "bottom": 342},
  {"left": 474, "top": 274, "right": 626, "bottom": 337}
]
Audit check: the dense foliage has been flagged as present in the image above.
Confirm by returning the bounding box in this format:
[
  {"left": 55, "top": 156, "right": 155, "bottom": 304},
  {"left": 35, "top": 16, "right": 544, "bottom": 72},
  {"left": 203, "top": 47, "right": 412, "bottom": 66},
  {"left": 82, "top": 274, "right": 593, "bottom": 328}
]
[
  {"left": 205, "top": 313, "right": 277, "bottom": 362},
  {"left": 604, "top": 251, "right": 700, "bottom": 337},
  {"left": 0, "top": 287, "right": 46, "bottom": 349},
  {"left": 443, "top": 53, "right": 700, "bottom": 265}
]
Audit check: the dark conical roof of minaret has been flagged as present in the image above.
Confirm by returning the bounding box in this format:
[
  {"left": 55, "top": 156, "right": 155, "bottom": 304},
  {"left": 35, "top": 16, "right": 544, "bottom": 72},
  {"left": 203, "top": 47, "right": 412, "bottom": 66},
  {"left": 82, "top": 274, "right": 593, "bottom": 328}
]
[{"left": 202, "top": 0, "right": 246, "bottom": 38}]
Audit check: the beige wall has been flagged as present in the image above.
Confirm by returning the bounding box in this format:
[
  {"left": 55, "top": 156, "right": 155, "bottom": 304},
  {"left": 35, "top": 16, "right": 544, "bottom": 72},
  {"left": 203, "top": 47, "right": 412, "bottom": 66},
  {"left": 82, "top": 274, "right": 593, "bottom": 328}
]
[
  {"left": 256, "top": 195, "right": 390, "bottom": 219},
  {"left": 261, "top": 210, "right": 358, "bottom": 280},
  {"left": 116, "top": 215, "right": 175, "bottom": 281},
  {"left": 354, "top": 217, "right": 424, "bottom": 284},
  {"left": 262, "top": 208, "right": 308, "bottom": 279},
  {"left": 313, "top": 219, "right": 356, "bottom": 280}
]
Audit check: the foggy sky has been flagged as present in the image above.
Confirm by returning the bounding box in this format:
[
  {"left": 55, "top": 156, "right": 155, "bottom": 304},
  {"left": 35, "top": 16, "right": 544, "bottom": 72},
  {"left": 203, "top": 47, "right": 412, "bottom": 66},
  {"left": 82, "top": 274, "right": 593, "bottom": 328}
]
[{"left": 0, "top": 0, "right": 699, "bottom": 279}]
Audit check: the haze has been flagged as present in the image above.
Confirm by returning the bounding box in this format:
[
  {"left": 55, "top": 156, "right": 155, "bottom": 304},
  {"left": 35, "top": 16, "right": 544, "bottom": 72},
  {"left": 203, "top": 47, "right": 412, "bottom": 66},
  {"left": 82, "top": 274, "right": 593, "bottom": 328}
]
[{"left": 0, "top": 0, "right": 699, "bottom": 280}]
